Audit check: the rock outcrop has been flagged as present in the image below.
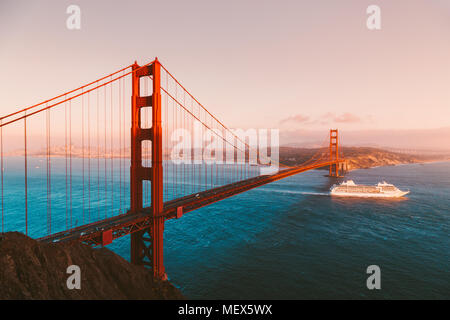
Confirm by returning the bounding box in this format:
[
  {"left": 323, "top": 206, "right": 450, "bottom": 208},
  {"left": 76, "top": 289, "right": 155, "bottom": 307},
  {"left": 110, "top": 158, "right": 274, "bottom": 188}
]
[{"left": 0, "top": 232, "right": 184, "bottom": 300}]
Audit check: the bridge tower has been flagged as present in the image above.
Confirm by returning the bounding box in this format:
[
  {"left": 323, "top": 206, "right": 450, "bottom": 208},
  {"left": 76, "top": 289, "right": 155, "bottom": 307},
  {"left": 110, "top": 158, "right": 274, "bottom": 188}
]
[
  {"left": 130, "top": 59, "right": 166, "bottom": 280},
  {"left": 329, "top": 129, "right": 339, "bottom": 177}
]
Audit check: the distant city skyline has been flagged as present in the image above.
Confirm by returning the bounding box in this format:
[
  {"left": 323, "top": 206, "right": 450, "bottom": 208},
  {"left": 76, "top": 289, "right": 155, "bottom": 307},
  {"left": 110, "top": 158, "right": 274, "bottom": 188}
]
[{"left": 1, "top": 0, "right": 449, "bottom": 149}]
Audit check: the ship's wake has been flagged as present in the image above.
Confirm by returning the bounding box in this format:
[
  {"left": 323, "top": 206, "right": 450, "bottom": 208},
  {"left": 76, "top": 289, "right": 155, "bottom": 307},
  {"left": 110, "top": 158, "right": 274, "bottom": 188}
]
[{"left": 257, "top": 189, "right": 329, "bottom": 196}]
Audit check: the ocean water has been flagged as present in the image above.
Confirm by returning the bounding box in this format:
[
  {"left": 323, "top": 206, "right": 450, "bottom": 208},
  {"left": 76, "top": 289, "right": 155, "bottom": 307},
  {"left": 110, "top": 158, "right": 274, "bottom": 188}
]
[
  {"left": 110, "top": 161, "right": 450, "bottom": 299},
  {"left": 2, "top": 159, "right": 449, "bottom": 299}
]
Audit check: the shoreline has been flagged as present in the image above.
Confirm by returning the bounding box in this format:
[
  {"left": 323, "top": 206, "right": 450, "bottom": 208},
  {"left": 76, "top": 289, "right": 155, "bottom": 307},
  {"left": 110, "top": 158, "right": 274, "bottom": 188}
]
[{"left": 346, "top": 158, "right": 450, "bottom": 172}]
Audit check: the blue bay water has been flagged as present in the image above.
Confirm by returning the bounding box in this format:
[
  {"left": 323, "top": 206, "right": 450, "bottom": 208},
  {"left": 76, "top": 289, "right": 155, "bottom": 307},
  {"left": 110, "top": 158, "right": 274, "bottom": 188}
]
[
  {"left": 2, "top": 158, "right": 449, "bottom": 299},
  {"left": 112, "top": 161, "right": 450, "bottom": 299}
]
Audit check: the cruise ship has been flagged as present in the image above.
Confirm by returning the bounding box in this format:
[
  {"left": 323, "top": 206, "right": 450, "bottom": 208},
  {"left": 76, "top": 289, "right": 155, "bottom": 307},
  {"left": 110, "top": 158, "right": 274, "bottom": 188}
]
[{"left": 330, "top": 180, "right": 409, "bottom": 198}]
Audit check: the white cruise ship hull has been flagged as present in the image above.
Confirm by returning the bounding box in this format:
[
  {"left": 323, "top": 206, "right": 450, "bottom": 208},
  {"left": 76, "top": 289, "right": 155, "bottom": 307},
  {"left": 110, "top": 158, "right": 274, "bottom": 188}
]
[{"left": 331, "top": 190, "right": 410, "bottom": 198}]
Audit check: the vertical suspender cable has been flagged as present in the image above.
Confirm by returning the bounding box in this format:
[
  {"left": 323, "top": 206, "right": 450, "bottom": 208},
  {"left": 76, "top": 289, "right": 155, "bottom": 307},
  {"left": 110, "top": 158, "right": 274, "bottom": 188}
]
[
  {"left": 119, "top": 77, "right": 122, "bottom": 212},
  {"left": 0, "top": 119, "right": 3, "bottom": 233},
  {"left": 97, "top": 81, "right": 100, "bottom": 219},
  {"left": 172, "top": 95, "right": 175, "bottom": 198},
  {"left": 65, "top": 96, "right": 68, "bottom": 229},
  {"left": 46, "top": 106, "right": 51, "bottom": 234},
  {"left": 49, "top": 106, "right": 51, "bottom": 233},
  {"left": 69, "top": 99, "right": 73, "bottom": 228},
  {"left": 182, "top": 94, "right": 184, "bottom": 196},
  {"left": 122, "top": 76, "right": 125, "bottom": 210},
  {"left": 88, "top": 91, "right": 91, "bottom": 222},
  {"left": 110, "top": 77, "right": 114, "bottom": 216},
  {"left": 104, "top": 84, "right": 107, "bottom": 218},
  {"left": 24, "top": 112, "right": 28, "bottom": 235},
  {"left": 175, "top": 84, "right": 178, "bottom": 198},
  {"left": 82, "top": 89, "right": 85, "bottom": 223}
]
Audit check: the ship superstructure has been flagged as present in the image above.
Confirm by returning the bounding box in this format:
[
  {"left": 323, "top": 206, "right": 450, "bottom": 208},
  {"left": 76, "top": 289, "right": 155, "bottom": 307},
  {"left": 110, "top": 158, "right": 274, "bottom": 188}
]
[{"left": 330, "top": 180, "right": 409, "bottom": 198}]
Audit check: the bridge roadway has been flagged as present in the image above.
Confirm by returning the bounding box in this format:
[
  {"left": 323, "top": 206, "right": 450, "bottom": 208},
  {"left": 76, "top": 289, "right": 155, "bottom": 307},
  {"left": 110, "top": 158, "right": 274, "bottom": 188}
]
[{"left": 38, "top": 161, "right": 342, "bottom": 246}]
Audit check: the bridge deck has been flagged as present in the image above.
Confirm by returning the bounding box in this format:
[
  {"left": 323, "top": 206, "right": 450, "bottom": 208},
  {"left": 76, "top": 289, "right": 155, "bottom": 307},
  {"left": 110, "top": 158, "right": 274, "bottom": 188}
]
[{"left": 38, "top": 161, "right": 342, "bottom": 246}]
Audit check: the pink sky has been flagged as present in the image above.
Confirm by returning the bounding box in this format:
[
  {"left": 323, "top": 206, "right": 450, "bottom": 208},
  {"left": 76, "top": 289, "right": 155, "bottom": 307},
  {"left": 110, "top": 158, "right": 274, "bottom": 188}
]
[{"left": 1, "top": 0, "right": 450, "bottom": 149}]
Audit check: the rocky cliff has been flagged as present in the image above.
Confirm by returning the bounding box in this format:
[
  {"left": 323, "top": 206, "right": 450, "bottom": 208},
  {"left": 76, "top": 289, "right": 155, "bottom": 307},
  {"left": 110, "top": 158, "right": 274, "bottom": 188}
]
[
  {"left": 0, "top": 232, "right": 184, "bottom": 300},
  {"left": 341, "top": 147, "right": 424, "bottom": 170}
]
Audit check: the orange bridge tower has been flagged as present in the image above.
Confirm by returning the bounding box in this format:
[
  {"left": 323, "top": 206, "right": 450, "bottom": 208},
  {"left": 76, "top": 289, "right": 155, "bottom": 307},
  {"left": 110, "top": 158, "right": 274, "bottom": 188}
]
[
  {"left": 329, "top": 129, "right": 339, "bottom": 177},
  {"left": 129, "top": 59, "right": 166, "bottom": 280}
]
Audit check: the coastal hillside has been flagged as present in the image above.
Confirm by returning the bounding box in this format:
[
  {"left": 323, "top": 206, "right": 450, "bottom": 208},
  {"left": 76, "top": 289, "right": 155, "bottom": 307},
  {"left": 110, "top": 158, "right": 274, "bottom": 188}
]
[
  {"left": 279, "top": 146, "right": 449, "bottom": 170},
  {"left": 340, "top": 147, "right": 434, "bottom": 170},
  {"left": 0, "top": 232, "right": 184, "bottom": 300}
]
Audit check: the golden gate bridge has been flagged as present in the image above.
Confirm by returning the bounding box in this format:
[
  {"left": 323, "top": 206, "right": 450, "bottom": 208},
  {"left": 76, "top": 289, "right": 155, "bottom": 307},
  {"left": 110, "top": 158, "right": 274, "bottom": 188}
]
[{"left": 0, "top": 58, "right": 345, "bottom": 280}]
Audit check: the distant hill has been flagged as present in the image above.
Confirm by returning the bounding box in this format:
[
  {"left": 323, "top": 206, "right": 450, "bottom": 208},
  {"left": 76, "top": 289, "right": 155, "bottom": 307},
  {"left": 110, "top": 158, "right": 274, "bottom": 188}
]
[{"left": 279, "top": 146, "right": 450, "bottom": 171}]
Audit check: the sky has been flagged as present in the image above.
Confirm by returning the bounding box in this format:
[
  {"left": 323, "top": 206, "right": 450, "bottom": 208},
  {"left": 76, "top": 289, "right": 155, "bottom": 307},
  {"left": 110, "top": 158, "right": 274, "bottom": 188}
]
[{"left": 1, "top": 0, "right": 450, "bottom": 149}]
